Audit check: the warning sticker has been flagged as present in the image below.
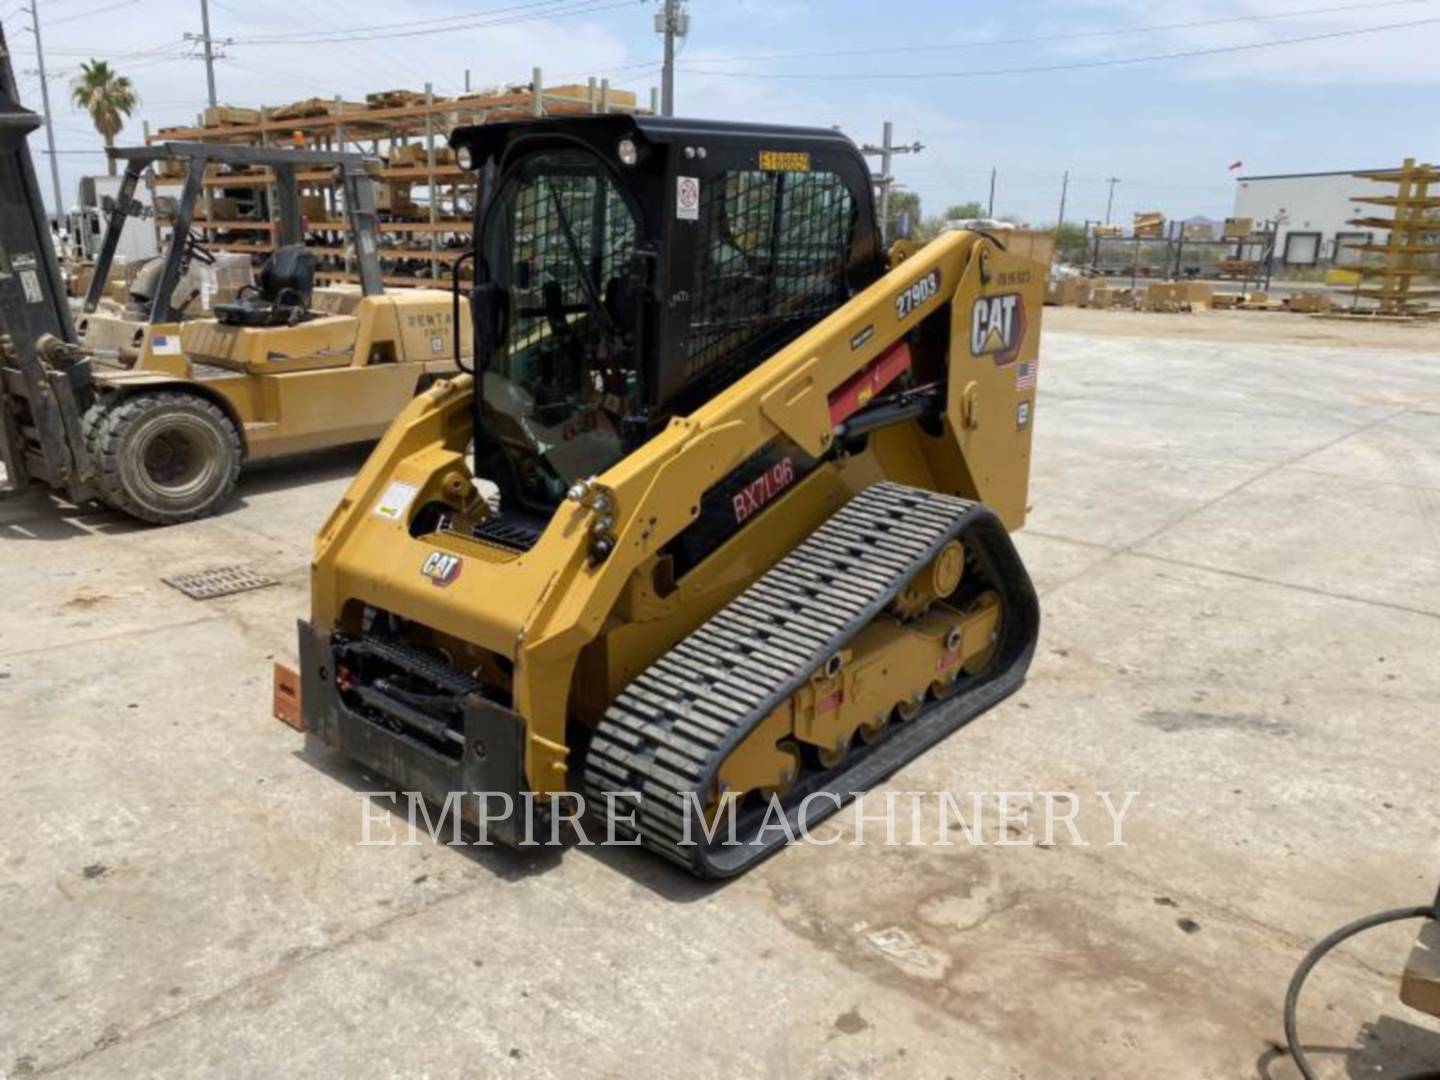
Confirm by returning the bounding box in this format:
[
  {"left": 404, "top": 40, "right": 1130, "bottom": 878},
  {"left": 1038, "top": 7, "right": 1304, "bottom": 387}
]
[
  {"left": 150, "top": 334, "right": 182, "bottom": 355},
  {"left": 676, "top": 176, "right": 700, "bottom": 221},
  {"left": 19, "top": 269, "right": 41, "bottom": 304},
  {"left": 373, "top": 480, "right": 420, "bottom": 522}
]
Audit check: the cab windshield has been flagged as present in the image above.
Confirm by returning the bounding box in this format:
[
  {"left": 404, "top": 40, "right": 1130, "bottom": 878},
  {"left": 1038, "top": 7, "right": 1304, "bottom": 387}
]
[{"left": 477, "top": 149, "right": 639, "bottom": 512}]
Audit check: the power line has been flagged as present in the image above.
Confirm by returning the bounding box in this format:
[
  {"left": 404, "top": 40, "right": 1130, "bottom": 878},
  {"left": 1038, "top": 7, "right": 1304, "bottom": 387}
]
[
  {"left": 29, "top": 39, "right": 192, "bottom": 58},
  {"left": 223, "top": 0, "right": 638, "bottom": 45},
  {"left": 671, "top": 0, "right": 1435, "bottom": 67},
  {"left": 679, "top": 13, "right": 1440, "bottom": 79},
  {"left": 226, "top": 0, "right": 618, "bottom": 42},
  {"left": 43, "top": 0, "right": 136, "bottom": 26}
]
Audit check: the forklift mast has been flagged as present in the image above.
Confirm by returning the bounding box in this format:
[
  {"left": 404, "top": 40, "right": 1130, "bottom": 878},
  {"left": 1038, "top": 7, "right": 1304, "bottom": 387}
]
[
  {"left": 0, "top": 23, "right": 75, "bottom": 344},
  {"left": 84, "top": 141, "right": 388, "bottom": 323},
  {"left": 0, "top": 20, "right": 90, "bottom": 499}
]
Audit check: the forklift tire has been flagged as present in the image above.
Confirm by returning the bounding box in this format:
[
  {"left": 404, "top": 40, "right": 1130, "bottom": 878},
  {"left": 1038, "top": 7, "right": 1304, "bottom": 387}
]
[{"left": 89, "top": 392, "right": 242, "bottom": 524}]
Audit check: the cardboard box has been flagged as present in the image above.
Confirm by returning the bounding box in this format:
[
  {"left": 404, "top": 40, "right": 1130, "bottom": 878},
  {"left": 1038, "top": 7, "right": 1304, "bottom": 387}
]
[
  {"left": 1132, "top": 211, "right": 1166, "bottom": 238},
  {"left": 1223, "top": 217, "right": 1253, "bottom": 239},
  {"left": 1182, "top": 221, "right": 1215, "bottom": 241},
  {"left": 375, "top": 182, "right": 414, "bottom": 212},
  {"left": 206, "top": 196, "right": 242, "bottom": 222},
  {"left": 1046, "top": 278, "right": 1099, "bottom": 306},
  {"left": 387, "top": 143, "right": 456, "bottom": 169},
  {"left": 1184, "top": 283, "right": 1214, "bottom": 311},
  {"left": 1006, "top": 228, "right": 1055, "bottom": 269},
  {"left": 1283, "top": 291, "right": 1334, "bottom": 313},
  {"left": 1143, "top": 281, "right": 1212, "bottom": 312},
  {"left": 388, "top": 143, "right": 426, "bottom": 167},
  {"left": 299, "top": 194, "right": 328, "bottom": 222},
  {"left": 1092, "top": 224, "right": 1123, "bottom": 238}
]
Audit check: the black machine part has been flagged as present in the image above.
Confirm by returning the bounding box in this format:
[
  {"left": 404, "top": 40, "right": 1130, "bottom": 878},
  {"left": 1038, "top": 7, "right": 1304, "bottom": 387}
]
[
  {"left": 1283, "top": 886, "right": 1440, "bottom": 1080},
  {"left": 214, "top": 245, "right": 318, "bottom": 327},
  {"left": 0, "top": 20, "right": 89, "bottom": 498}
]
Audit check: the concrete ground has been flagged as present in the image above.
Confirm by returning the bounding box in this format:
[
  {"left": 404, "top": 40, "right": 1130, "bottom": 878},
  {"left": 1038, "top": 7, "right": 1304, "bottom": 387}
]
[{"left": 2, "top": 309, "right": 1438, "bottom": 1078}]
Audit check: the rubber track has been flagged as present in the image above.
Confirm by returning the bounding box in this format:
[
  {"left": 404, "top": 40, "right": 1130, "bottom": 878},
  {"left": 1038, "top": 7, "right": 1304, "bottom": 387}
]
[{"left": 582, "top": 481, "right": 1040, "bottom": 877}]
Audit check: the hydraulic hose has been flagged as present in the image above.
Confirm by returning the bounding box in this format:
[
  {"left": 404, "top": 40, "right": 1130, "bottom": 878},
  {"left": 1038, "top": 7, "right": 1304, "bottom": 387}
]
[{"left": 1284, "top": 899, "right": 1439, "bottom": 1080}]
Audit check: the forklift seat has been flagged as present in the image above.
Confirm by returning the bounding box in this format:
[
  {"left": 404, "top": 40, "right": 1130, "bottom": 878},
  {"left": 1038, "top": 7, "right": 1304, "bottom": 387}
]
[{"left": 214, "top": 245, "right": 317, "bottom": 328}]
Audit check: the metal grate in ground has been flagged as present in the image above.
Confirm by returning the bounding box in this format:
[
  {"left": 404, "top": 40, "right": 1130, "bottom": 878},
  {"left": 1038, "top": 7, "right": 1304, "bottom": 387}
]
[{"left": 162, "top": 565, "right": 279, "bottom": 600}]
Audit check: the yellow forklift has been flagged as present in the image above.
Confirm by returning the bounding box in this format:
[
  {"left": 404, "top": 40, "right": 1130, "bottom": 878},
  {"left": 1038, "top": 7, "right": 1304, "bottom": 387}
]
[
  {"left": 297, "top": 114, "right": 1044, "bottom": 875},
  {"left": 0, "top": 33, "right": 472, "bottom": 523}
]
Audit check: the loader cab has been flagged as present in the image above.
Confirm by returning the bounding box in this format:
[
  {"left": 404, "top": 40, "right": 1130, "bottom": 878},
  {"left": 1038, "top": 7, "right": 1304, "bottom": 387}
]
[{"left": 453, "top": 115, "right": 884, "bottom": 521}]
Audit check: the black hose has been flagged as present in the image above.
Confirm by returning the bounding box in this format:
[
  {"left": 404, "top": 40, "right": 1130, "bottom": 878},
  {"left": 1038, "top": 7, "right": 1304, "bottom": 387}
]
[{"left": 1284, "top": 902, "right": 1439, "bottom": 1079}]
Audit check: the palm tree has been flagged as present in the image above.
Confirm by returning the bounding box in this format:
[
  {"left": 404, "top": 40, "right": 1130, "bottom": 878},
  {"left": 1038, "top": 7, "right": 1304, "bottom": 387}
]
[{"left": 70, "top": 60, "right": 139, "bottom": 176}]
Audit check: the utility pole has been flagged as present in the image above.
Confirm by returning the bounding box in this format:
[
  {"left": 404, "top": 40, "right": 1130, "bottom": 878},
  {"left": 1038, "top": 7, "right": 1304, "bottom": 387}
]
[
  {"left": 657, "top": 0, "right": 688, "bottom": 117},
  {"left": 987, "top": 167, "right": 996, "bottom": 218},
  {"left": 26, "top": 0, "right": 64, "bottom": 219},
  {"left": 198, "top": 0, "right": 217, "bottom": 107},
  {"left": 1057, "top": 170, "right": 1069, "bottom": 230},
  {"left": 860, "top": 121, "right": 923, "bottom": 242},
  {"left": 1104, "top": 176, "right": 1121, "bottom": 224}
]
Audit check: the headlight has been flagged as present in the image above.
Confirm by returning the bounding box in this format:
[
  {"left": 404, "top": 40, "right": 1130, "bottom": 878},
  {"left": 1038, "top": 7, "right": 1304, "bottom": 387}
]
[
  {"left": 617, "top": 138, "right": 639, "bottom": 167},
  {"left": 455, "top": 144, "right": 475, "bottom": 171}
]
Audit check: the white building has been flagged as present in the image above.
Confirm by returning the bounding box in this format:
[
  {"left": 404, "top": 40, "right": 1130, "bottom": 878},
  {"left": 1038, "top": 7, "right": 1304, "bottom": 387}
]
[{"left": 1232, "top": 169, "right": 1385, "bottom": 267}]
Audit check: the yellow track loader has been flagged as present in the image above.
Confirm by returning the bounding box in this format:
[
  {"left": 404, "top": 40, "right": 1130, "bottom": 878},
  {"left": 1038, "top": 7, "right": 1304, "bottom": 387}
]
[
  {"left": 299, "top": 115, "right": 1044, "bottom": 876},
  {"left": 0, "top": 38, "right": 472, "bottom": 525}
]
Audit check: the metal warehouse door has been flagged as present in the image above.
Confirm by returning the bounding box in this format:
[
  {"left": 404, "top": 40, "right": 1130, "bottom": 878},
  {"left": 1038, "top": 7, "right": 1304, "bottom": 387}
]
[{"left": 1283, "top": 232, "right": 1321, "bottom": 266}]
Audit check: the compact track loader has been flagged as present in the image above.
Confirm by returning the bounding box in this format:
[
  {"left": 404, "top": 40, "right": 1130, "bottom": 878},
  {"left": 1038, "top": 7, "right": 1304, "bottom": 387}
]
[
  {"left": 300, "top": 115, "right": 1044, "bottom": 876},
  {"left": 0, "top": 33, "right": 473, "bottom": 524}
]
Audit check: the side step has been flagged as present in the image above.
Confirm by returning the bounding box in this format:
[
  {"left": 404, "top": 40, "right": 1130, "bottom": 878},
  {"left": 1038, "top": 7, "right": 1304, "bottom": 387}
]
[{"left": 583, "top": 481, "right": 1040, "bottom": 878}]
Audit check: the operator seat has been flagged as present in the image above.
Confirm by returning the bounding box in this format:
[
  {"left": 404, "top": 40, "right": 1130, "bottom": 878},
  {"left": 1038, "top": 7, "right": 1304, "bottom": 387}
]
[{"left": 214, "top": 245, "right": 317, "bottom": 328}]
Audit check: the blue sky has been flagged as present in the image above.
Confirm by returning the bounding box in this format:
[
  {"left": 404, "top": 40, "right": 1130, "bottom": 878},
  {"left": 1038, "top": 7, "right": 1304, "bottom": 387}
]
[{"left": 6, "top": 0, "right": 1438, "bottom": 224}]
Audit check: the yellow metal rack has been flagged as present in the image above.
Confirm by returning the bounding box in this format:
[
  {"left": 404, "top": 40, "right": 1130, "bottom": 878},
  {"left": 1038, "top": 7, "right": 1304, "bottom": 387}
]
[{"left": 1349, "top": 159, "right": 1440, "bottom": 316}]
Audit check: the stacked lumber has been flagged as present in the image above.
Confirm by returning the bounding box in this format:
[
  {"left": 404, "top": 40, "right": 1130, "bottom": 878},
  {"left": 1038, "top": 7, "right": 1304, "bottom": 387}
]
[
  {"left": 204, "top": 105, "right": 261, "bottom": 127},
  {"left": 270, "top": 98, "right": 365, "bottom": 120},
  {"left": 366, "top": 90, "right": 436, "bottom": 110}
]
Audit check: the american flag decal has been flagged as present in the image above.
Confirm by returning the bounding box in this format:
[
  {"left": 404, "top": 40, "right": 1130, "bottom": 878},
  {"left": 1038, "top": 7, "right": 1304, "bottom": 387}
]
[{"left": 1016, "top": 359, "right": 1038, "bottom": 390}]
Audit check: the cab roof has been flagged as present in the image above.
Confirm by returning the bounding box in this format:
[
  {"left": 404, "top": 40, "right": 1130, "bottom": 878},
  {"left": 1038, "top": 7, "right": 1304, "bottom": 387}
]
[{"left": 449, "top": 114, "right": 864, "bottom": 168}]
